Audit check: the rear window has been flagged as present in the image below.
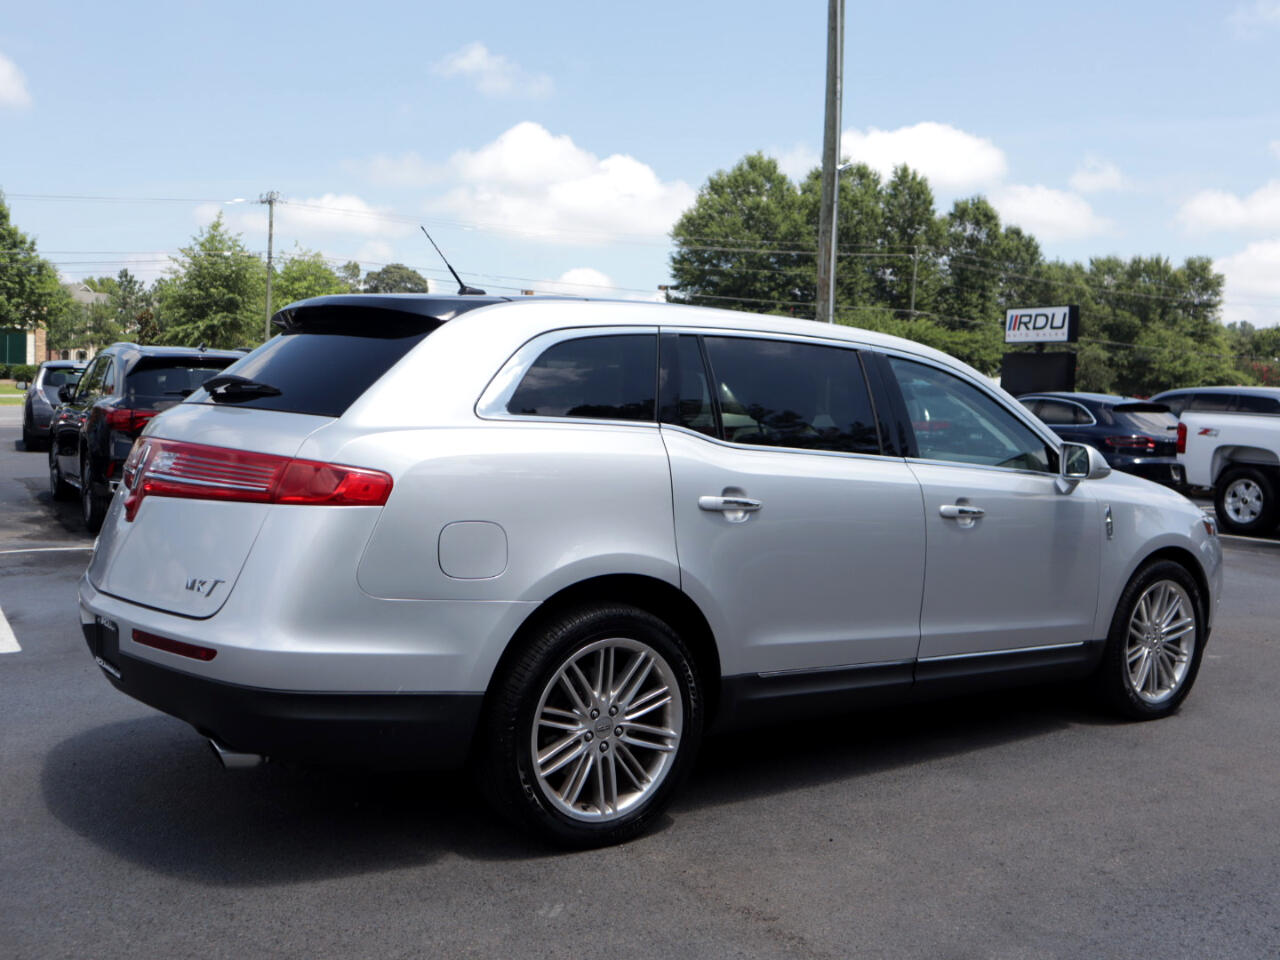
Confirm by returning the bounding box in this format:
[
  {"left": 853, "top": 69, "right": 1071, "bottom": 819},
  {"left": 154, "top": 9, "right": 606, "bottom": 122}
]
[
  {"left": 1113, "top": 403, "right": 1177, "bottom": 434},
  {"left": 187, "top": 306, "right": 442, "bottom": 418},
  {"left": 126, "top": 358, "right": 236, "bottom": 405},
  {"left": 42, "top": 368, "right": 82, "bottom": 388}
]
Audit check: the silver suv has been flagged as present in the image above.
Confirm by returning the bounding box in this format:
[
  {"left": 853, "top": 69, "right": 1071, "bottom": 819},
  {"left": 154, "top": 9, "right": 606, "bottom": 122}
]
[{"left": 79, "top": 295, "right": 1222, "bottom": 846}]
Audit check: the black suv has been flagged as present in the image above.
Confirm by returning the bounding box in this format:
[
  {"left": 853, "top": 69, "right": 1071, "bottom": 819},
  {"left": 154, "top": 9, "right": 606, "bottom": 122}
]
[{"left": 49, "top": 343, "right": 243, "bottom": 532}]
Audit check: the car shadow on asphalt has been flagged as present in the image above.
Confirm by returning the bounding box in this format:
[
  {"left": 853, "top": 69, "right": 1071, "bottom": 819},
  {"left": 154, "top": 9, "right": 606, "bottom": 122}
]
[{"left": 41, "top": 683, "right": 1118, "bottom": 883}]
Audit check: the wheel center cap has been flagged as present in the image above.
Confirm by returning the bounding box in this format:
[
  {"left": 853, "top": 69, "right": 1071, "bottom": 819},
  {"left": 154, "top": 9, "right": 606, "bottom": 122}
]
[{"left": 595, "top": 719, "right": 611, "bottom": 735}]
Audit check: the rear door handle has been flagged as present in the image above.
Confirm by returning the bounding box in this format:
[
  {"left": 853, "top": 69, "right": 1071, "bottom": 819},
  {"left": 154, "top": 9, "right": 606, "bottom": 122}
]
[{"left": 699, "top": 495, "right": 762, "bottom": 521}]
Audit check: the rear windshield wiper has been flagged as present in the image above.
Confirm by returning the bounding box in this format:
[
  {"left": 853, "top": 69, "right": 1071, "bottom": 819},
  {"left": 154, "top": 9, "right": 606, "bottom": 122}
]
[{"left": 202, "top": 374, "right": 283, "bottom": 403}]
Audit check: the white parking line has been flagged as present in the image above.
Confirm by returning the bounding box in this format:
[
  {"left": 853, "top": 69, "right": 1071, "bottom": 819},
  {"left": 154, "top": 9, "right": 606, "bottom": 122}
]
[{"left": 0, "top": 605, "right": 19, "bottom": 654}]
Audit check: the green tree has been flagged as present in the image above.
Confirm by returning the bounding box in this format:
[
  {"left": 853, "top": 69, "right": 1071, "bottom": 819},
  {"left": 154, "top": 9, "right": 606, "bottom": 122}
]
[
  {"left": 362, "top": 262, "right": 430, "bottom": 293},
  {"left": 669, "top": 153, "right": 810, "bottom": 314},
  {"left": 0, "top": 191, "right": 73, "bottom": 335},
  {"left": 273, "top": 248, "right": 349, "bottom": 307},
  {"left": 108, "top": 269, "right": 153, "bottom": 341},
  {"left": 157, "top": 214, "right": 265, "bottom": 348}
]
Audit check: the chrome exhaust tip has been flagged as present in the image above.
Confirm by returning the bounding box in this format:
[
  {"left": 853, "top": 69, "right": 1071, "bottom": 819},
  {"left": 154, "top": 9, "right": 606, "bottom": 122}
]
[{"left": 208, "top": 738, "right": 265, "bottom": 769}]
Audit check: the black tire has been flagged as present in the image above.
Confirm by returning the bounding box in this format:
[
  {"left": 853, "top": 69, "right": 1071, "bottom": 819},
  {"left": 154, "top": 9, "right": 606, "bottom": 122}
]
[
  {"left": 22, "top": 426, "right": 43, "bottom": 451},
  {"left": 479, "top": 603, "right": 703, "bottom": 847},
  {"left": 81, "top": 457, "right": 106, "bottom": 534},
  {"left": 1214, "top": 466, "right": 1278, "bottom": 536},
  {"left": 1093, "top": 560, "right": 1206, "bottom": 720},
  {"left": 48, "top": 445, "right": 74, "bottom": 501}
]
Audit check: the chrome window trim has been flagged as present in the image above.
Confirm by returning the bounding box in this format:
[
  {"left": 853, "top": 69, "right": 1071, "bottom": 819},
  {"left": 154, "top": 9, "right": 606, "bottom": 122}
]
[
  {"left": 918, "top": 641, "right": 1086, "bottom": 663},
  {"left": 658, "top": 421, "right": 903, "bottom": 464},
  {"left": 475, "top": 325, "right": 660, "bottom": 424}
]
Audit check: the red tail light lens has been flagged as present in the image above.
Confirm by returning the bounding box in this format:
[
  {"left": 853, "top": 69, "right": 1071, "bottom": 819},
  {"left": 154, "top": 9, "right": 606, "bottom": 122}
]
[
  {"left": 132, "top": 628, "right": 217, "bottom": 661},
  {"left": 104, "top": 407, "right": 158, "bottom": 434},
  {"left": 1176, "top": 422, "right": 1187, "bottom": 454},
  {"left": 122, "top": 439, "right": 392, "bottom": 521},
  {"left": 1103, "top": 435, "right": 1157, "bottom": 452}
]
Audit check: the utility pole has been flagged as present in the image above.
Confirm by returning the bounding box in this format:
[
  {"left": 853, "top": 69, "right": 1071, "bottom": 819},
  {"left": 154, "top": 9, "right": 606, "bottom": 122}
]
[
  {"left": 259, "top": 191, "right": 280, "bottom": 341},
  {"left": 815, "top": 0, "right": 845, "bottom": 324},
  {"left": 909, "top": 244, "right": 919, "bottom": 317}
]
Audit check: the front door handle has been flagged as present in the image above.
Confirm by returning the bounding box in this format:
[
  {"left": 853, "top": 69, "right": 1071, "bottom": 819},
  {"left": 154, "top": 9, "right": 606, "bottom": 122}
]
[
  {"left": 698, "top": 495, "right": 762, "bottom": 522},
  {"left": 939, "top": 504, "right": 985, "bottom": 521}
]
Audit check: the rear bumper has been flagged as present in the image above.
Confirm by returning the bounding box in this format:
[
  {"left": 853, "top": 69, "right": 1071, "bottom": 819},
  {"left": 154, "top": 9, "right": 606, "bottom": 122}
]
[
  {"left": 81, "top": 617, "right": 482, "bottom": 768},
  {"left": 1108, "top": 456, "right": 1184, "bottom": 488}
]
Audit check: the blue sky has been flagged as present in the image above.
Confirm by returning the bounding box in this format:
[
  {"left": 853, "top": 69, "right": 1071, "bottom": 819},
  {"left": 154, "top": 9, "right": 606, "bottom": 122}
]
[{"left": 2, "top": 0, "right": 1279, "bottom": 325}]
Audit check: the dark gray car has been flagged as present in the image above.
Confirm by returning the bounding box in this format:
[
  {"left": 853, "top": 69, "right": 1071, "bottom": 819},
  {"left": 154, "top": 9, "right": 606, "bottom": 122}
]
[{"left": 22, "top": 361, "right": 85, "bottom": 450}]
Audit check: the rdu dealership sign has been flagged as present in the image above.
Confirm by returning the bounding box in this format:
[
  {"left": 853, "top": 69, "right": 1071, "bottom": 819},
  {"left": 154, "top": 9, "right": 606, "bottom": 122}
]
[{"left": 1004, "top": 305, "right": 1079, "bottom": 344}]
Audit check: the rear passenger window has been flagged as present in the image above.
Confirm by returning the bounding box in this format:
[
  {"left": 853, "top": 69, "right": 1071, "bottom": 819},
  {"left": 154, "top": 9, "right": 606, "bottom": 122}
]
[
  {"left": 1189, "top": 394, "right": 1233, "bottom": 412},
  {"left": 700, "top": 337, "right": 881, "bottom": 454},
  {"left": 1035, "top": 399, "right": 1081, "bottom": 425},
  {"left": 1234, "top": 394, "right": 1280, "bottom": 414},
  {"left": 507, "top": 334, "right": 657, "bottom": 421}
]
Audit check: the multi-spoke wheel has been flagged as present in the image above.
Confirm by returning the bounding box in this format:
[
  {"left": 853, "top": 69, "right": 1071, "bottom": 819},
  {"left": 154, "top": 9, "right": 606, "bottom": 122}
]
[
  {"left": 1214, "top": 466, "right": 1277, "bottom": 536},
  {"left": 481, "top": 604, "right": 702, "bottom": 847},
  {"left": 1096, "top": 560, "right": 1205, "bottom": 719}
]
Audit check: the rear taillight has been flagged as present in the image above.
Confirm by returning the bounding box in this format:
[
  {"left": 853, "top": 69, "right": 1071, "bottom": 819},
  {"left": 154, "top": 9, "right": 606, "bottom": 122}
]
[
  {"left": 122, "top": 438, "right": 392, "bottom": 521},
  {"left": 1176, "top": 422, "right": 1187, "bottom": 454},
  {"left": 104, "top": 407, "right": 158, "bottom": 434},
  {"left": 1103, "top": 435, "right": 1157, "bottom": 453}
]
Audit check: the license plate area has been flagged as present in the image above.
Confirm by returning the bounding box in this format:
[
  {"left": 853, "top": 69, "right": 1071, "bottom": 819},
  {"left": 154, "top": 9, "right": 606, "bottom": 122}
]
[{"left": 93, "top": 615, "right": 121, "bottom": 677}]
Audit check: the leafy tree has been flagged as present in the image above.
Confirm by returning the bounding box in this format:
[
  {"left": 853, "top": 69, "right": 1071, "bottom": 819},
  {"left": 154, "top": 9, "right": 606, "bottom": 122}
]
[
  {"left": 108, "top": 269, "right": 153, "bottom": 341},
  {"left": 273, "top": 248, "right": 349, "bottom": 307},
  {"left": 156, "top": 214, "right": 265, "bottom": 348},
  {"left": 0, "top": 191, "right": 73, "bottom": 335},
  {"left": 362, "top": 262, "right": 430, "bottom": 293},
  {"left": 338, "top": 261, "right": 362, "bottom": 290},
  {"left": 669, "top": 153, "right": 811, "bottom": 314}
]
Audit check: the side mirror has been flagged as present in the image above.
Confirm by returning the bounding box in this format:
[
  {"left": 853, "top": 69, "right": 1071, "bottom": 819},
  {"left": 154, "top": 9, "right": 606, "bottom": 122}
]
[
  {"left": 16, "top": 380, "right": 28, "bottom": 391},
  {"left": 57, "top": 384, "right": 73, "bottom": 403},
  {"left": 1060, "top": 441, "right": 1110, "bottom": 483}
]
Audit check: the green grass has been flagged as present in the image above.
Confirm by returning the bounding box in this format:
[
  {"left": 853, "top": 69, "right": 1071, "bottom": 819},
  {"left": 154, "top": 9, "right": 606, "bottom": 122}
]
[{"left": 0, "top": 381, "right": 28, "bottom": 403}]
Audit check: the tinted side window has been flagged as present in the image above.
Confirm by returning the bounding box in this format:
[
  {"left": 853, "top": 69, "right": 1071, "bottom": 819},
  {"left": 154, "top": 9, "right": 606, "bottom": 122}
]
[
  {"left": 1189, "top": 394, "right": 1233, "bottom": 412},
  {"left": 701, "top": 337, "right": 880, "bottom": 454},
  {"left": 1035, "top": 399, "right": 1082, "bottom": 425},
  {"left": 1234, "top": 394, "right": 1280, "bottom": 414},
  {"left": 658, "top": 334, "right": 716, "bottom": 437},
  {"left": 888, "top": 357, "right": 1054, "bottom": 472},
  {"left": 507, "top": 334, "right": 657, "bottom": 422},
  {"left": 76, "top": 357, "right": 108, "bottom": 401}
]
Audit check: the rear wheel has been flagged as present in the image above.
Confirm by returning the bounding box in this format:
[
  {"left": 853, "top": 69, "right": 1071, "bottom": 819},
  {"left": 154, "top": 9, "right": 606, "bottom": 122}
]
[
  {"left": 1094, "top": 560, "right": 1205, "bottom": 720},
  {"left": 22, "top": 421, "right": 44, "bottom": 451},
  {"left": 480, "top": 604, "right": 702, "bottom": 847},
  {"left": 1214, "top": 466, "right": 1278, "bottom": 535},
  {"left": 48, "top": 445, "right": 73, "bottom": 501},
  {"left": 81, "top": 458, "right": 106, "bottom": 533}
]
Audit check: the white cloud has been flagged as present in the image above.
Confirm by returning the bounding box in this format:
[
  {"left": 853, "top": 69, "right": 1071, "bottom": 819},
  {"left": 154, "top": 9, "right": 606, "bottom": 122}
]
[
  {"left": 1217, "top": 240, "right": 1280, "bottom": 327},
  {"left": 0, "top": 53, "right": 31, "bottom": 108},
  {"left": 1069, "top": 157, "right": 1128, "bottom": 193},
  {"left": 431, "top": 122, "right": 696, "bottom": 243},
  {"left": 197, "top": 194, "right": 412, "bottom": 241},
  {"left": 990, "top": 184, "right": 1112, "bottom": 241},
  {"left": 432, "top": 42, "right": 552, "bottom": 98},
  {"left": 361, "top": 151, "right": 443, "bottom": 187},
  {"left": 1178, "top": 180, "right": 1280, "bottom": 232},
  {"left": 772, "top": 143, "right": 820, "bottom": 182},
  {"left": 527, "top": 267, "right": 664, "bottom": 301},
  {"left": 840, "top": 122, "right": 1007, "bottom": 190},
  {"left": 1230, "top": 1, "right": 1280, "bottom": 28}
]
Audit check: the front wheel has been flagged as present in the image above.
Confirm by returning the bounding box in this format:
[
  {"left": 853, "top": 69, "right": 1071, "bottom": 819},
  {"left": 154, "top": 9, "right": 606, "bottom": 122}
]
[
  {"left": 1094, "top": 560, "right": 1205, "bottom": 720},
  {"left": 479, "top": 604, "right": 703, "bottom": 847},
  {"left": 1214, "top": 466, "right": 1278, "bottom": 536}
]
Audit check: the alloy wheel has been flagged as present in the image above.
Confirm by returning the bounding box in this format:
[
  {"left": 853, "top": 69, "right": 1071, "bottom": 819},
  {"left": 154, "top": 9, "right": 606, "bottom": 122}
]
[
  {"left": 1223, "top": 478, "right": 1264, "bottom": 525},
  {"left": 531, "top": 637, "right": 683, "bottom": 823},
  {"left": 1125, "top": 579, "right": 1197, "bottom": 704}
]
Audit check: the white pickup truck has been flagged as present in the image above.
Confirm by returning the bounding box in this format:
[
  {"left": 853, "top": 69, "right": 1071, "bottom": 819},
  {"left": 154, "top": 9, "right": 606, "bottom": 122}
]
[{"left": 1179, "top": 411, "right": 1280, "bottom": 534}]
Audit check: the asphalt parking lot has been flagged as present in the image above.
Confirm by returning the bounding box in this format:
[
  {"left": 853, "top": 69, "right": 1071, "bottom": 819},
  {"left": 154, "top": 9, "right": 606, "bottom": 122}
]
[{"left": 2, "top": 403, "right": 1278, "bottom": 960}]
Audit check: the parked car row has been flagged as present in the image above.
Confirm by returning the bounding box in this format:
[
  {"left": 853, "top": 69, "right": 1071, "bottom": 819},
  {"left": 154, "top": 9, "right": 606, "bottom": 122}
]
[
  {"left": 22, "top": 344, "right": 243, "bottom": 533},
  {"left": 1017, "top": 386, "right": 1280, "bottom": 537},
  {"left": 73, "top": 293, "right": 1222, "bottom": 847}
]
